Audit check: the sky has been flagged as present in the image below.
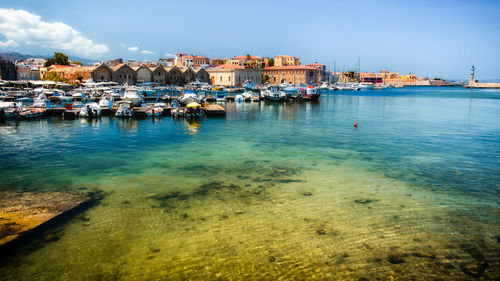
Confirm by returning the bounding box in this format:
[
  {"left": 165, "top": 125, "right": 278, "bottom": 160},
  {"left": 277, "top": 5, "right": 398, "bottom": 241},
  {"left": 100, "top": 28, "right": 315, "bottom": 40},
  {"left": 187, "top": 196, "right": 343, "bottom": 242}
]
[{"left": 0, "top": 0, "right": 499, "bottom": 80}]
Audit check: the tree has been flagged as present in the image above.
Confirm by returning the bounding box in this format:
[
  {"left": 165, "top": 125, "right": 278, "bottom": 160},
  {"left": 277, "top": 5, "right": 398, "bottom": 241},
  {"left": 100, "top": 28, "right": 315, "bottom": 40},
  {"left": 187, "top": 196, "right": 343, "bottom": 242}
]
[
  {"left": 44, "top": 52, "right": 70, "bottom": 67},
  {"left": 262, "top": 74, "right": 270, "bottom": 83},
  {"left": 268, "top": 58, "right": 274, "bottom": 67},
  {"left": 246, "top": 54, "right": 251, "bottom": 60},
  {"left": 73, "top": 61, "right": 83, "bottom": 66},
  {"left": 216, "top": 60, "right": 225, "bottom": 65},
  {"left": 42, "top": 72, "right": 69, "bottom": 83}
]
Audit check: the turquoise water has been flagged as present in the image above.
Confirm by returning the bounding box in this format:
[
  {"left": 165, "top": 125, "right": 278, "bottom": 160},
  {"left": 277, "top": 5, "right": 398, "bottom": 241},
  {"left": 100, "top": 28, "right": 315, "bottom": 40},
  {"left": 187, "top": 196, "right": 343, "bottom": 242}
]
[{"left": 0, "top": 87, "right": 499, "bottom": 280}]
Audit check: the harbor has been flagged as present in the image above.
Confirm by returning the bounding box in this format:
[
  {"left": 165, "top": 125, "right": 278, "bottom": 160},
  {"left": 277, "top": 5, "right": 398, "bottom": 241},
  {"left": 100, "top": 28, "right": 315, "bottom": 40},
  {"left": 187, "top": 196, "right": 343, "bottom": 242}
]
[
  {"left": 1, "top": 86, "right": 499, "bottom": 280},
  {"left": 1, "top": 0, "right": 500, "bottom": 279}
]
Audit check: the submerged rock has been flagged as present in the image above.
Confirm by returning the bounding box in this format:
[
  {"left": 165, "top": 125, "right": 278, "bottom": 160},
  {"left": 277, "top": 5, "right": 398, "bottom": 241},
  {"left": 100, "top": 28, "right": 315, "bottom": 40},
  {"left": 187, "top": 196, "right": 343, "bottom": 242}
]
[
  {"left": 302, "top": 192, "right": 313, "bottom": 196},
  {"left": 387, "top": 254, "right": 405, "bottom": 264},
  {"left": 411, "top": 252, "right": 436, "bottom": 259},
  {"left": 316, "top": 229, "right": 326, "bottom": 235},
  {"left": 354, "top": 199, "right": 372, "bottom": 204},
  {"left": 460, "top": 261, "right": 489, "bottom": 278}
]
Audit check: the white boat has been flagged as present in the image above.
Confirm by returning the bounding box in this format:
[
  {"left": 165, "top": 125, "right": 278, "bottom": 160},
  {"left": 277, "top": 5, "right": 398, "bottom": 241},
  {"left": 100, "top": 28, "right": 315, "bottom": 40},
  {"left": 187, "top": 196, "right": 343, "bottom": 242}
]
[
  {"left": 79, "top": 102, "right": 102, "bottom": 118},
  {"left": 319, "top": 82, "right": 330, "bottom": 90},
  {"left": 234, "top": 94, "right": 244, "bottom": 102},
  {"left": 180, "top": 90, "right": 199, "bottom": 105},
  {"left": 241, "top": 90, "right": 253, "bottom": 101},
  {"left": 394, "top": 84, "right": 404, "bottom": 88},
  {"left": 115, "top": 102, "right": 134, "bottom": 117},
  {"left": 98, "top": 96, "right": 113, "bottom": 108},
  {"left": 359, "top": 82, "right": 374, "bottom": 89},
  {"left": 262, "top": 88, "right": 287, "bottom": 102},
  {"left": 122, "top": 88, "right": 142, "bottom": 107}
]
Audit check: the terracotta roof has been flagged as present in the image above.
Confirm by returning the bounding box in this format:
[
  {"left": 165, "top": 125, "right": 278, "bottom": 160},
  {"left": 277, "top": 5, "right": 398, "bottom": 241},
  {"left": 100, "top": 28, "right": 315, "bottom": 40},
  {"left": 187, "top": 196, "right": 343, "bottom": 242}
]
[
  {"left": 215, "top": 64, "right": 244, "bottom": 70},
  {"left": 263, "top": 66, "right": 315, "bottom": 70},
  {"left": 233, "top": 55, "right": 261, "bottom": 60},
  {"left": 307, "top": 63, "right": 325, "bottom": 66}
]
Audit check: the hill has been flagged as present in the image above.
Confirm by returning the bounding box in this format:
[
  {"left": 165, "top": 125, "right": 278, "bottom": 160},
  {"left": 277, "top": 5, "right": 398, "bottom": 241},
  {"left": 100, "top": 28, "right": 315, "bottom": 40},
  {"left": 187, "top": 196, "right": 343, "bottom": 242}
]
[{"left": 0, "top": 52, "right": 97, "bottom": 66}]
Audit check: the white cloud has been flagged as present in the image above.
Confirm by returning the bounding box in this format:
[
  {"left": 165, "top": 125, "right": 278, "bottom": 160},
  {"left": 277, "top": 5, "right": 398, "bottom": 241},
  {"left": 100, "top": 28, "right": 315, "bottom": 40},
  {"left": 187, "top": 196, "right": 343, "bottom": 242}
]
[
  {"left": 0, "top": 39, "right": 19, "bottom": 47},
  {"left": 128, "top": 46, "right": 139, "bottom": 52},
  {"left": 141, "top": 50, "right": 155, "bottom": 54},
  {"left": 165, "top": 53, "right": 174, "bottom": 58},
  {"left": 119, "top": 43, "right": 127, "bottom": 48},
  {"left": 0, "top": 8, "right": 108, "bottom": 56}
]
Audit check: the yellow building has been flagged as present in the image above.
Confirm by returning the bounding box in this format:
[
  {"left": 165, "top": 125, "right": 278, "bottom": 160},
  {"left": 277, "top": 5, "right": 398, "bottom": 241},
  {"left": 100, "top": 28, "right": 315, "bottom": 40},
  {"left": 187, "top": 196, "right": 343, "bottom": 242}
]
[{"left": 274, "top": 55, "right": 300, "bottom": 67}]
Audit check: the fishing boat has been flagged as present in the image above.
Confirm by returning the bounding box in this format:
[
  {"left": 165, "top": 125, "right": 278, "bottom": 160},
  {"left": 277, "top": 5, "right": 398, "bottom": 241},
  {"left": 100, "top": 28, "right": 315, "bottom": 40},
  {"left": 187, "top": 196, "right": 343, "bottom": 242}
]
[
  {"left": 115, "top": 102, "right": 134, "bottom": 117},
  {"left": 215, "top": 92, "right": 227, "bottom": 102},
  {"left": 241, "top": 90, "right": 253, "bottom": 101},
  {"left": 17, "top": 107, "right": 45, "bottom": 119},
  {"left": 98, "top": 96, "right": 113, "bottom": 108},
  {"left": 359, "top": 82, "right": 374, "bottom": 89},
  {"left": 122, "top": 88, "right": 142, "bottom": 107},
  {"left": 262, "top": 87, "right": 287, "bottom": 102},
  {"left": 299, "top": 85, "right": 321, "bottom": 101},
  {"left": 234, "top": 94, "right": 244, "bottom": 102},
  {"left": 180, "top": 90, "right": 199, "bottom": 106},
  {"left": 79, "top": 102, "right": 102, "bottom": 118}
]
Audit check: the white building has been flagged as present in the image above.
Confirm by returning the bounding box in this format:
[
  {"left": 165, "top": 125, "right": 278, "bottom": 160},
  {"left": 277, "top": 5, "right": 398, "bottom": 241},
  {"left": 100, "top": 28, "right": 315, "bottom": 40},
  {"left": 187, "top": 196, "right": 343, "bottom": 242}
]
[{"left": 206, "top": 65, "right": 261, "bottom": 86}]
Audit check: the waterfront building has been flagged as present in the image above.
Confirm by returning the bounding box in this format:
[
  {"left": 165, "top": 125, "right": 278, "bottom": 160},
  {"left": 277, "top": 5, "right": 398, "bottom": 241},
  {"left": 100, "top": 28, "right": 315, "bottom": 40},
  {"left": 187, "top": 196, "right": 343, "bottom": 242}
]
[
  {"left": 182, "top": 67, "right": 196, "bottom": 83},
  {"left": 16, "top": 66, "right": 40, "bottom": 80},
  {"left": 134, "top": 64, "right": 154, "bottom": 84},
  {"left": 193, "top": 56, "right": 210, "bottom": 68},
  {"left": 0, "top": 60, "right": 17, "bottom": 80},
  {"left": 306, "top": 63, "right": 326, "bottom": 82},
  {"left": 113, "top": 64, "right": 136, "bottom": 84},
  {"left": 262, "top": 65, "right": 320, "bottom": 85},
  {"left": 92, "top": 64, "right": 113, "bottom": 82},
  {"left": 206, "top": 64, "right": 261, "bottom": 86},
  {"left": 165, "top": 66, "right": 184, "bottom": 85},
  {"left": 150, "top": 65, "right": 168, "bottom": 84},
  {"left": 232, "top": 55, "right": 267, "bottom": 69},
  {"left": 194, "top": 68, "right": 210, "bottom": 83},
  {"left": 274, "top": 55, "right": 300, "bottom": 67}
]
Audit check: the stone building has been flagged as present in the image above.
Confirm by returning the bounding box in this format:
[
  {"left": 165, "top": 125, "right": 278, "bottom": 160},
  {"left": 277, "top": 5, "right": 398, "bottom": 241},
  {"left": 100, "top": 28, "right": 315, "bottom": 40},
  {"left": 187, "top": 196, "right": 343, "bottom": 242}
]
[
  {"left": 150, "top": 65, "right": 168, "bottom": 84},
  {"left": 262, "top": 66, "right": 320, "bottom": 85},
  {"left": 166, "top": 66, "right": 184, "bottom": 85},
  {"left": 274, "top": 55, "right": 300, "bottom": 67},
  {"left": 92, "top": 64, "right": 113, "bottom": 82},
  {"left": 182, "top": 67, "right": 196, "bottom": 83},
  {"left": 16, "top": 66, "right": 41, "bottom": 80},
  {"left": 113, "top": 64, "right": 136, "bottom": 84},
  {"left": 194, "top": 68, "right": 210, "bottom": 83},
  {"left": 0, "top": 60, "right": 17, "bottom": 80},
  {"left": 134, "top": 64, "right": 153, "bottom": 83},
  {"left": 206, "top": 64, "right": 261, "bottom": 86}
]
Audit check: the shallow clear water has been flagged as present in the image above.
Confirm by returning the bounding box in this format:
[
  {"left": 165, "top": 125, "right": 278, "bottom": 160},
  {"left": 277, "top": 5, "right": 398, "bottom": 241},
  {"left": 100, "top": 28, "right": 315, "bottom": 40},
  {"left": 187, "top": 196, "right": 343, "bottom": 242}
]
[{"left": 1, "top": 87, "right": 499, "bottom": 280}]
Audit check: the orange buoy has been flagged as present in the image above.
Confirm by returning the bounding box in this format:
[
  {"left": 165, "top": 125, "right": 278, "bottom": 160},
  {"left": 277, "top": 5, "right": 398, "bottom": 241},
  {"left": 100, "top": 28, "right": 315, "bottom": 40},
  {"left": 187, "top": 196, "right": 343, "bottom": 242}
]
[{"left": 354, "top": 122, "right": 357, "bottom": 128}]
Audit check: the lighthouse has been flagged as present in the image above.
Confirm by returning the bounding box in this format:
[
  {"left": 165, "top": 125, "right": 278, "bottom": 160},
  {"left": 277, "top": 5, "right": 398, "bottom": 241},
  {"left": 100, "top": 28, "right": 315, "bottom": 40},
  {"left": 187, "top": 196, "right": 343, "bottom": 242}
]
[{"left": 469, "top": 66, "right": 476, "bottom": 86}]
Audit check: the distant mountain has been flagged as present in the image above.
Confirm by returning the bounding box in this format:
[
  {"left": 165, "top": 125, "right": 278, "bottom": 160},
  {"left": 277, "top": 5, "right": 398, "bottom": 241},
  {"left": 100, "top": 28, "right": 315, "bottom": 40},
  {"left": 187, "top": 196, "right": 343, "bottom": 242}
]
[{"left": 0, "top": 52, "right": 98, "bottom": 66}]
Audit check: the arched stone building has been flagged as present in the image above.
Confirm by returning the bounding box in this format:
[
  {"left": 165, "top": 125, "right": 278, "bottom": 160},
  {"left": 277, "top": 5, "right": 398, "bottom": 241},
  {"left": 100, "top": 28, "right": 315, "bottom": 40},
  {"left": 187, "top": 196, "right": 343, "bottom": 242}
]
[
  {"left": 166, "top": 66, "right": 184, "bottom": 85},
  {"left": 134, "top": 65, "right": 153, "bottom": 84},
  {"left": 182, "top": 67, "right": 196, "bottom": 83},
  {"left": 92, "top": 64, "right": 113, "bottom": 82},
  {"left": 150, "top": 65, "right": 168, "bottom": 85},
  {"left": 113, "top": 64, "right": 136, "bottom": 85},
  {"left": 194, "top": 68, "right": 210, "bottom": 84}
]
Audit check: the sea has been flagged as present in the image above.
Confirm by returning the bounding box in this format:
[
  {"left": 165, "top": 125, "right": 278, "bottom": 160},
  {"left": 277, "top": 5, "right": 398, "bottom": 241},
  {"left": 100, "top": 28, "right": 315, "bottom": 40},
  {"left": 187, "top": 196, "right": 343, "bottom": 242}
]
[{"left": 0, "top": 87, "right": 499, "bottom": 280}]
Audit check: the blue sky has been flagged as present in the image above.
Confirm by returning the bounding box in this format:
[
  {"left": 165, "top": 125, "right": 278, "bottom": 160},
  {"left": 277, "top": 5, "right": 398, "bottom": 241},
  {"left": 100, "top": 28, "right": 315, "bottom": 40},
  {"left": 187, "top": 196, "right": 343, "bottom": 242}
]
[{"left": 1, "top": 0, "right": 499, "bottom": 80}]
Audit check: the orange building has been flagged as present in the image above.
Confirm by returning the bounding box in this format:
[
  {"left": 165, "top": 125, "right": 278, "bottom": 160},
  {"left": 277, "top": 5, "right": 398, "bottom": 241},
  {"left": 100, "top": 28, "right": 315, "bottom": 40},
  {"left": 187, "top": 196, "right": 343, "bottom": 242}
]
[{"left": 262, "top": 66, "right": 321, "bottom": 85}]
